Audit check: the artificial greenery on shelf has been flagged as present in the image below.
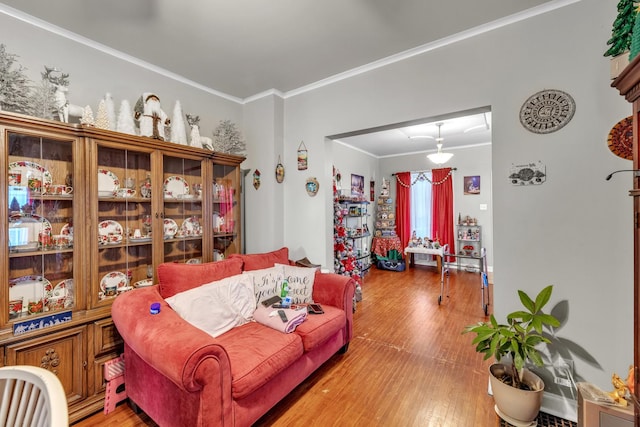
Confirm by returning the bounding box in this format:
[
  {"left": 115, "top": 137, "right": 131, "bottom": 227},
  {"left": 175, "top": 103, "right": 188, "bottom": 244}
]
[{"left": 605, "top": 0, "right": 636, "bottom": 58}]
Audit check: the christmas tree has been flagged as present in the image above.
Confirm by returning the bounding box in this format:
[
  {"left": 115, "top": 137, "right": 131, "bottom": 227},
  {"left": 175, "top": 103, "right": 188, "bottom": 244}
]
[
  {"left": 95, "top": 99, "right": 110, "bottom": 129},
  {"left": 170, "top": 100, "right": 188, "bottom": 145},
  {"left": 605, "top": 0, "right": 636, "bottom": 57},
  {"left": 0, "top": 44, "right": 32, "bottom": 114},
  {"left": 631, "top": 5, "right": 640, "bottom": 60}
]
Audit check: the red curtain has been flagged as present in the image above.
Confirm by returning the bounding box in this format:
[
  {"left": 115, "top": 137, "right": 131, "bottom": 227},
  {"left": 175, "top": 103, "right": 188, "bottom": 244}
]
[
  {"left": 431, "top": 168, "right": 454, "bottom": 256},
  {"left": 395, "top": 172, "right": 412, "bottom": 254}
]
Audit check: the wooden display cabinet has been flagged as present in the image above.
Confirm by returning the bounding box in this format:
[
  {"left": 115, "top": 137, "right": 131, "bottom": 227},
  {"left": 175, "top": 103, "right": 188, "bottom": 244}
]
[
  {"left": 612, "top": 52, "right": 640, "bottom": 425},
  {"left": 0, "top": 111, "right": 244, "bottom": 422}
]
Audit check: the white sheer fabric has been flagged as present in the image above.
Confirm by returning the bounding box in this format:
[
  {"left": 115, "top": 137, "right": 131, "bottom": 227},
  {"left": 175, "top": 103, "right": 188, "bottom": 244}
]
[{"left": 410, "top": 172, "right": 432, "bottom": 240}]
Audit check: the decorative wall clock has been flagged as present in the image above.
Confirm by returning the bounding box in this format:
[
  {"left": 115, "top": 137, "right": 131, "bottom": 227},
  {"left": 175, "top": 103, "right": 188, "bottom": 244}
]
[
  {"left": 607, "top": 116, "right": 633, "bottom": 160},
  {"left": 519, "top": 89, "right": 576, "bottom": 134}
]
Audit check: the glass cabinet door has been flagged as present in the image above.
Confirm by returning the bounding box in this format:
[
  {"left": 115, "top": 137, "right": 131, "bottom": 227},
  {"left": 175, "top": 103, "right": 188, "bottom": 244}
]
[
  {"left": 94, "top": 144, "right": 153, "bottom": 305},
  {"left": 6, "top": 131, "right": 78, "bottom": 323},
  {"left": 212, "top": 163, "right": 241, "bottom": 259},
  {"left": 162, "top": 155, "right": 204, "bottom": 264}
]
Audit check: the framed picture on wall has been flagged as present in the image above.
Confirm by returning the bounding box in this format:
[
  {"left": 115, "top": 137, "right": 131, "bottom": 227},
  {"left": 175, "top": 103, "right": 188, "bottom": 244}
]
[
  {"left": 464, "top": 176, "right": 480, "bottom": 195},
  {"left": 351, "top": 174, "right": 364, "bottom": 199}
]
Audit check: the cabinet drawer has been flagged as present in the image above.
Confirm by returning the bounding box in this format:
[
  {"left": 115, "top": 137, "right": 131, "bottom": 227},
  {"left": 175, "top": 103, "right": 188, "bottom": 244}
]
[
  {"left": 5, "top": 325, "right": 87, "bottom": 405},
  {"left": 94, "top": 318, "right": 123, "bottom": 357}
]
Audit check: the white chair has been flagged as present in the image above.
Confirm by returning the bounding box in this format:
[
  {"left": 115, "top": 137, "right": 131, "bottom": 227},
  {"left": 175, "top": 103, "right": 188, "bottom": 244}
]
[{"left": 0, "top": 365, "right": 68, "bottom": 427}]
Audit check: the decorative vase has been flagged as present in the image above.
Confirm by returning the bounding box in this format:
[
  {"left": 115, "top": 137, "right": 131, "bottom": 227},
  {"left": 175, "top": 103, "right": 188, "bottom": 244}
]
[{"left": 489, "top": 363, "right": 544, "bottom": 427}]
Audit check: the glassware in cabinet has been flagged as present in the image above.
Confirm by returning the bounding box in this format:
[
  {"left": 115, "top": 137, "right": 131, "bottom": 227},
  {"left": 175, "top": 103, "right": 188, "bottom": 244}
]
[
  {"left": 6, "top": 131, "right": 77, "bottom": 321},
  {"left": 162, "top": 155, "right": 204, "bottom": 265},
  {"left": 94, "top": 145, "right": 153, "bottom": 304},
  {"left": 212, "top": 163, "right": 241, "bottom": 260}
]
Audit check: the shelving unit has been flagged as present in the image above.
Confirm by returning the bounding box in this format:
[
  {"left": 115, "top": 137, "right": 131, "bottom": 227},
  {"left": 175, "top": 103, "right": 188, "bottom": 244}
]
[
  {"left": 333, "top": 198, "right": 371, "bottom": 280},
  {"left": 456, "top": 223, "right": 482, "bottom": 272},
  {"left": 0, "top": 111, "right": 244, "bottom": 422}
]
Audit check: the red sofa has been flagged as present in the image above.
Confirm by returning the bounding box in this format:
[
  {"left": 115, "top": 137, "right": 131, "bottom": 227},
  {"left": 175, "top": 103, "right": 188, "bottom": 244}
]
[{"left": 111, "top": 248, "right": 355, "bottom": 427}]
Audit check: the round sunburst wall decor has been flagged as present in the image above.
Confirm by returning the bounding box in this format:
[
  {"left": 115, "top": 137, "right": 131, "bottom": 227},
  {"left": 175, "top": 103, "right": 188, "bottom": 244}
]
[
  {"left": 607, "top": 116, "right": 633, "bottom": 160},
  {"left": 519, "top": 89, "right": 576, "bottom": 134}
]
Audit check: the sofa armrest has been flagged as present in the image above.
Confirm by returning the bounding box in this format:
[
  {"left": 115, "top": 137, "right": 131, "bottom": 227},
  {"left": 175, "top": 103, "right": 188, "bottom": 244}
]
[
  {"left": 111, "top": 287, "right": 232, "bottom": 393},
  {"left": 312, "top": 272, "right": 355, "bottom": 342}
]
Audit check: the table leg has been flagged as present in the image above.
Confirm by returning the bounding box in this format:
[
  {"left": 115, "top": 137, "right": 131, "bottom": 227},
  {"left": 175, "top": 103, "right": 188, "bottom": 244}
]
[{"left": 409, "top": 253, "right": 415, "bottom": 268}]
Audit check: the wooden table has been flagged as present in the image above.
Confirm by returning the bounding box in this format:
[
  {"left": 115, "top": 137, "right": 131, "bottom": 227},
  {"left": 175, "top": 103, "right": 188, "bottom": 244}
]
[
  {"left": 404, "top": 244, "right": 451, "bottom": 305},
  {"left": 404, "top": 245, "right": 448, "bottom": 272}
]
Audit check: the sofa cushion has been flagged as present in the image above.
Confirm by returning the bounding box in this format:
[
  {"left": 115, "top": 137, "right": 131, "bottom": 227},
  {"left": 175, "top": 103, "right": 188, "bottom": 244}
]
[
  {"left": 228, "top": 247, "right": 289, "bottom": 271},
  {"left": 157, "top": 258, "right": 243, "bottom": 299},
  {"left": 165, "top": 273, "right": 256, "bottom": 338},
  {"left": 294, "top": 305, "right": 346, "bottom": 352},
  {"left": 243, "top": 266, "right": 284, "bottom": 306},
  {"left": 276, "top": 263, "right": 318, "bottom": 304},
  {"left": 215, "top": 321, "right": 303, "bottom": 399}
]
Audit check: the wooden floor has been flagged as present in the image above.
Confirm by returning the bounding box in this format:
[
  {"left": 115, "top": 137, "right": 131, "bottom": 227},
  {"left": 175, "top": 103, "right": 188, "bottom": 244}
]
[{"left": 74, "top": 265, "right": 500, "bottom": 427}]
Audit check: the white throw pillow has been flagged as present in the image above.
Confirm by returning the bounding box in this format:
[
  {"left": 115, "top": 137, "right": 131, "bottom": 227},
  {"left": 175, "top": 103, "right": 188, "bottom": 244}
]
[
  {"left": 275, "top": 263, "right": 317, "bottom": 304},
  {"left": 243, "top": 266, "right": 284, "bottom": 307},
  {"left": 165, "top": 273, "right": 256, "bottom": 338}
]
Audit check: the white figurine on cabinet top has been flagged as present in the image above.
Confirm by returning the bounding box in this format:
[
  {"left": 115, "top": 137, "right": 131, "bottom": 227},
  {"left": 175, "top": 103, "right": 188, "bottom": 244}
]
[
  {"left": 44, "top": 66, "right": 84, "bottom": 123},
  {"left": 186, "top": 114, "right": 213, "bottom": 150},
  {"left": 134, "top": 93, "right": 170, "bottom": 140}
]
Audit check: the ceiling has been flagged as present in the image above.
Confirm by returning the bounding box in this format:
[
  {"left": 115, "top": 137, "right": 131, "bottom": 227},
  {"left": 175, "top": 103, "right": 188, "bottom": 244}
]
[
  {"left": 330, "top": 108, "right": 492, "bottom": 158},
  {"left": 0, "top": 0, "right": 558, "bottom": 156},
  {"left": 1, "top": 0, "right": 555, "bottom": 100}
]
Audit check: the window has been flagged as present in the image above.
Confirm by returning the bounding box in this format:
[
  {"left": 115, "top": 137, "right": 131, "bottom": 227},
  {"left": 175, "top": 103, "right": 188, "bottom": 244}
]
[{"left": 410, "top": 172, "right": 432, "bottom": 240}]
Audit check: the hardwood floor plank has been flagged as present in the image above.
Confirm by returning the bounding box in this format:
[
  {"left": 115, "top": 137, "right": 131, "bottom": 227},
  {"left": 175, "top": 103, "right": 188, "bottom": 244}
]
[{"left": 73, "top": 265, "right": 500, "bottom": 426}]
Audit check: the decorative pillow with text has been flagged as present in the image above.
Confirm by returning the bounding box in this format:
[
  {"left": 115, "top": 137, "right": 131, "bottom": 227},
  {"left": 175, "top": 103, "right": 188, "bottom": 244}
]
[
  {"left": 243, "top": 266, "right": 284, "bottom": 307},
  {"left": 275, "top": 263, "right": 318, "bottom": 304}
]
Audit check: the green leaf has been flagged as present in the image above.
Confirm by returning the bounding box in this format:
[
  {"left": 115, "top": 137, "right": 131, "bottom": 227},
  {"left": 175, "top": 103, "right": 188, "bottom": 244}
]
[
  {"left": 538, "top": 313, "right": 561, "bottom": 328},
  {"left": 518, "top": 290, "right": 535, "bottom": 312},
  {"left": 534, "top": 285, "right": 553, "bottom": 311}
]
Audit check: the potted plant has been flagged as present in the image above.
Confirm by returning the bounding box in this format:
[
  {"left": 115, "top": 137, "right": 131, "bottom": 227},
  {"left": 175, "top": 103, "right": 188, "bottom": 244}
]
[{"left": 463, "top": 285, "right": 560, "bottom": 425}]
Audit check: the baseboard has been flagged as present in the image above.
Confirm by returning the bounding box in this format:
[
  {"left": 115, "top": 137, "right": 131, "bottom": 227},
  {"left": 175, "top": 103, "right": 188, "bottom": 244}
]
[{"left": 541, "top": 392, "right": 577, "bottom": 423}]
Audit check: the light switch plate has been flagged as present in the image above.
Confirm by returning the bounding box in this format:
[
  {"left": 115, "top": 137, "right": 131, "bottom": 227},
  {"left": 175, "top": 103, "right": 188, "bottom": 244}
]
[{"left": 479, "top": 204, "right": 487, "bottom": 211}]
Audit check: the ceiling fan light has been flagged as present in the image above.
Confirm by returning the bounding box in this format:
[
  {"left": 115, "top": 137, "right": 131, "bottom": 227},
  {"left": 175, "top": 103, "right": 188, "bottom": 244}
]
[{"left": 427, "top": 151, "right": 454, "bottom": 165}]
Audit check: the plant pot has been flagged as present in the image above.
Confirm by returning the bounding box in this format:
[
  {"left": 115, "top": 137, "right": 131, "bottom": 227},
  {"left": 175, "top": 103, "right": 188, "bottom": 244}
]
[{"left": 489, "top": 363, "right": 544, "bottom": 426}]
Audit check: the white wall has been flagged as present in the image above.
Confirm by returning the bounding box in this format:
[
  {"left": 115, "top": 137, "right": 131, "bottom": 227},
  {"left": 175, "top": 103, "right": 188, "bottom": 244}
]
[
  {"left": 282, "top": 0, "right": 633, "bottom": 406},
  {"left": 242, "top": 95, "right": 285, "bottom": 253},
  {"left": 0, "top": 0, "right": 634, "bottom": 413},
  {"left": 0, "top": 12, "right": 243, "bottom": 136}
]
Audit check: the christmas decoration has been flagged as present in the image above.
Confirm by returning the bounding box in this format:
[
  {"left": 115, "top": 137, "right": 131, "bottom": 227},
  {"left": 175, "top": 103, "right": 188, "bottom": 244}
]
[
  {"left": 606, "top": 0, "right": 636, "bottom": 58},
  {"left": 186, "top": 114, "right": 212, "bottom": 149},
  {"left": 80, "top": 105, "right": 94, "bottom": 126},
  {"left": 631, "top": 5, "right": 640, "bottom": 60},
  {"left": 134, "top": 93, "right": 170, "bottom": 140},
  {"left": 44, "top": 67, "right": 84, "bottom": 123},
  {"left": 95, "top": 99, "right": 110, "bottom": 129},
  {"left": 212, "top": 120, "right": 245, "bottom": 155},
  {"left": 104, "top": 93, "right": 116, "bottom": 130},
  {"left": 0, "top": 44, "right": 32, "bottom": 114},
  {"left": 30, "top": 68, "right": 57, "bottom": 120},
  {"left": 116, "top": 100, "right": 136, "bottom": 135},
  {"left": 170, "top": 100, "right": 188, "bottom": 145}
]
